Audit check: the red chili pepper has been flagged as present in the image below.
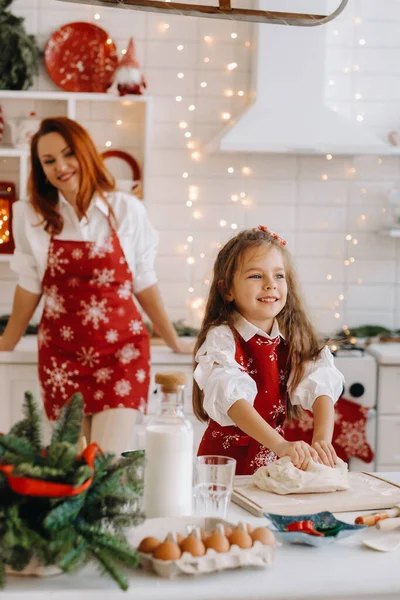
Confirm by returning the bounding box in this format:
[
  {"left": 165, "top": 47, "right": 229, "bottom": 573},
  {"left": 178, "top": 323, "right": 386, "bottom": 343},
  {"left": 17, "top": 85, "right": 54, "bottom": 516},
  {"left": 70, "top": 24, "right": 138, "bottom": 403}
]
[{"left": 286, "top": 521, "right": 324, "bottom": 536}]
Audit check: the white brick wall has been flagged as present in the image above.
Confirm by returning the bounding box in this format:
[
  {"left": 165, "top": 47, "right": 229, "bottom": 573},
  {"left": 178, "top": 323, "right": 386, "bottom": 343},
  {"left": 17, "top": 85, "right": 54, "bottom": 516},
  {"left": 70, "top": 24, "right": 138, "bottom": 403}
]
[{"left": 1, "top": 0, "right": 400, "bottom": 334}]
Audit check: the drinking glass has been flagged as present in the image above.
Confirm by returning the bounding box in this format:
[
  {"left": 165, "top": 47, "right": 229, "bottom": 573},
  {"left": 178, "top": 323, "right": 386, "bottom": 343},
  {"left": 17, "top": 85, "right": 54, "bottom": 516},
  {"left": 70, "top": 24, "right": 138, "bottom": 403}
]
[{"left": 193, "top": 455, "right": 236, "bottom": 519}]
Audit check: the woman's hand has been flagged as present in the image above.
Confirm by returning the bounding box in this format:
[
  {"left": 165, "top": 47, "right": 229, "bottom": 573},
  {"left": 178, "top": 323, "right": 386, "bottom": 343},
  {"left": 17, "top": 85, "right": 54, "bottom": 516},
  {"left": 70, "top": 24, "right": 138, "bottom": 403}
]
[
  {"left": 172, "top": 339, "right": 195, "bottom": 354},
  {"left": 311, "top": 440, "right": 338, "bottom": 468},
  {"left": 275, "top": 440, "right": 319, "bottom": 471}
]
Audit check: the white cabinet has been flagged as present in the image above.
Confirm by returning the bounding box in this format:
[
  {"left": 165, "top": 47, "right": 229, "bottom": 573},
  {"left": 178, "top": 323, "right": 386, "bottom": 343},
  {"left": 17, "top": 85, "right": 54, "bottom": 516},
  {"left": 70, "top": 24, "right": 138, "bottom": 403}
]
[
  {"left": 0, "top": 90, "right": 152, "bottom": 205},
  {"left": 0, "top": 363, "right": 51, "bottom": 441},
  {"left": 377, "top": 367, "right": 400, "bottom": 414}
]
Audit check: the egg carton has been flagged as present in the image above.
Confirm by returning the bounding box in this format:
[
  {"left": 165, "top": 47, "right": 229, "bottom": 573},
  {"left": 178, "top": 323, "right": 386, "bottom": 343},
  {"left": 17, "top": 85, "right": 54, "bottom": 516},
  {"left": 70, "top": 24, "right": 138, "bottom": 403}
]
[{"left": 130, "top": 516, "right": 274, "bottom": 579}]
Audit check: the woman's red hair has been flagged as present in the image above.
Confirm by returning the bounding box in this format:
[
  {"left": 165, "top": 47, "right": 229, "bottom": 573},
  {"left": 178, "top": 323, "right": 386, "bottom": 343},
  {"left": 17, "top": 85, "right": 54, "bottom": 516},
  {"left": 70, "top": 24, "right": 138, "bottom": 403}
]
[{"left": 28, "top": 117, "right": 115, "bottom": 234}]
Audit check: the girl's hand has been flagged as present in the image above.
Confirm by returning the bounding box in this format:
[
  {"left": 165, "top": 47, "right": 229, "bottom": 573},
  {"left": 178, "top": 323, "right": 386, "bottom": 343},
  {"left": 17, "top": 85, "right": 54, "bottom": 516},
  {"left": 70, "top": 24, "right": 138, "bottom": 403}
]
[
  {"left": 311, "top": 440, "right": 338, "bottom": 468},
  {"left": 275, "top": 440, "right": 319, "bottom": 471}
]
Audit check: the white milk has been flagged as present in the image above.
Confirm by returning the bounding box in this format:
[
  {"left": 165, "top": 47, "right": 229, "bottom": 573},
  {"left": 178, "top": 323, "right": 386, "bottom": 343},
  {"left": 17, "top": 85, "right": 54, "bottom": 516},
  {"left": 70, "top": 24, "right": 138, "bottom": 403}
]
[{"left": 144, "top": 424, "right": 193, "bottom": 518}]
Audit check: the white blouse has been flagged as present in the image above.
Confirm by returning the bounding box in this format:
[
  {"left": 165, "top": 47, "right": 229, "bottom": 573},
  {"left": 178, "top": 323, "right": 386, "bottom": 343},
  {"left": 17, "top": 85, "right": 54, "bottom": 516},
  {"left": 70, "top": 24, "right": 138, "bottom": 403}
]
[
  {"left": 10, "top": 191, "right": 159, "bottom": 295},
  {"left": 193, "top": 315, "right": 345, "bottom": 427}
]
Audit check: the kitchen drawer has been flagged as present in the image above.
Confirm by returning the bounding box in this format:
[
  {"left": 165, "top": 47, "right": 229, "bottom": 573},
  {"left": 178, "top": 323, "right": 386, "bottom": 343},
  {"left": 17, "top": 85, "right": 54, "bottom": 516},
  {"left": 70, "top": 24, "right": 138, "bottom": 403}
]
[
  {"left": 376, "top": 415, "right": 400, "bottom": 465},
  {"left": 377, "top": 366, "right": 400, "bottom": 414}
]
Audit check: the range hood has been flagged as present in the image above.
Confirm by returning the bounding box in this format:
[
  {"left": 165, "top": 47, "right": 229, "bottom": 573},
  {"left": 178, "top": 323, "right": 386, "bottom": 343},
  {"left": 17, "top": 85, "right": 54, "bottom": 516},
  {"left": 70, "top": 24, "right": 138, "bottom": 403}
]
[{"left": 213, "top": 0, "right": 394, "bottom": 155}]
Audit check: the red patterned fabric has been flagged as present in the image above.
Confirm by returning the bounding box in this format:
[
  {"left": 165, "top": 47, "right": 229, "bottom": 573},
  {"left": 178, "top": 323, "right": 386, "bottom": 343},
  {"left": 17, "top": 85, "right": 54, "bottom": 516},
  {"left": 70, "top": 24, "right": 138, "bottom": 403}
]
[
  {"left": 284, "top": 397, "right": 374, "bottom": 464},
  {"left": 198, "top": 333, "right": 289, "bottom": 475},
  {"left": 38, "top": 216, "right": 150, "bottom": 420}
]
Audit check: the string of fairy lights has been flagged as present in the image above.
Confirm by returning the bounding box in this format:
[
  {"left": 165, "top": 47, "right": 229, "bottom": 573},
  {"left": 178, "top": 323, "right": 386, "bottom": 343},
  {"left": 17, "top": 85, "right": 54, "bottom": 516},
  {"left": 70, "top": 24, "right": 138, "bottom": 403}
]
[{"left": 87, "top": 7, "right": 387, "bottom": 334}]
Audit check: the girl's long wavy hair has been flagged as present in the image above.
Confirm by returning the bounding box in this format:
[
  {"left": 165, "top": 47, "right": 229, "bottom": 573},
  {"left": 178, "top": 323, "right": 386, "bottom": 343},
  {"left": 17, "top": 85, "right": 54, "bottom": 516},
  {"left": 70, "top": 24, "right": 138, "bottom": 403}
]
[
  {"left": 28, "top": 117, "right": 115, "bottom": 234},
  {"left": 193, "top": 228, "right": 323, "bottom": 422}
]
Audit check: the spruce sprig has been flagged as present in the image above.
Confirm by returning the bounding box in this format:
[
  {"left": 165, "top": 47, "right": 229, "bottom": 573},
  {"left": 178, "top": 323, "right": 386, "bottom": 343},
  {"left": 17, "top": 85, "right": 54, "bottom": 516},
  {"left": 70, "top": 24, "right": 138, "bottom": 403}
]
[{"left": 0, "top": 392, "right": 144, "bottom": 590}]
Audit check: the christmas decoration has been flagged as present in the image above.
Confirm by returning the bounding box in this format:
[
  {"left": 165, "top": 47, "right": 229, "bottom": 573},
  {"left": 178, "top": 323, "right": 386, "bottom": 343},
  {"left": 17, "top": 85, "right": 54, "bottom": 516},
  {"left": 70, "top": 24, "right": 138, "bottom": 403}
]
[
  {"left": 0, "top": 181, "right": 15, "bottom": 254},
  {"left": 115, "top": 37, "right": 146, "bottom": 96},
  {"left": 0, "top": 0, "right": 39, "bottom": 90},
  {"left": 0, "top": 391, "right": 145, "bottom": 590}
]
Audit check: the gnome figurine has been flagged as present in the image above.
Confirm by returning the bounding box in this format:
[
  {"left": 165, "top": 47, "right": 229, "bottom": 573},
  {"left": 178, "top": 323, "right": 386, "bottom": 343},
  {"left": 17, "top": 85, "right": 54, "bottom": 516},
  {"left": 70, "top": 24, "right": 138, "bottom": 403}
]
[{"left": 115, "top": 37, "right": 146, "bottom": 96}]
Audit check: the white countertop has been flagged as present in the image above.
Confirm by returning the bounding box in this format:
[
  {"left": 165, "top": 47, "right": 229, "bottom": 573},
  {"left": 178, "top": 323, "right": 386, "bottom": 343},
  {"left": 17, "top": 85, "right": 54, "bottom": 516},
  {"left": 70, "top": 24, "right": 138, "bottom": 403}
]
[
  {"left": 0, "top": 336, "right": 193, "bottom": 365},
  {"left": 3, "top": 473, "right": 400, "bottom": 600},
  {"left": 366, "top": 343, "right": 400, "bottom": 365}
]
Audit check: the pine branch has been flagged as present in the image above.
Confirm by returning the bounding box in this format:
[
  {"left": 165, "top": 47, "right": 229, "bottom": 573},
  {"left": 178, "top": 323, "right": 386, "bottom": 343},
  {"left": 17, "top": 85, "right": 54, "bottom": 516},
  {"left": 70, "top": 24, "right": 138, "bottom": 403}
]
[
  {"left": 45, "top": 442, "right": 77, "bottom": 471},
  {"left": 44, "top": 495, "right": 85, "bottom": 531},
  {"left": 59, "top": 540, "right": 88, "bottom": 572},
  {"left": 89, "top": 547, "right": 128, "bottom": 592},
  {"left": 9, "top": 392, "right": 42, "bottom": 452},
  {"left": 50, "top": 393, "right": 83, "bottom": 446},
  {"left": 0, "top": 434, "right": 36, "bottom": 461}
]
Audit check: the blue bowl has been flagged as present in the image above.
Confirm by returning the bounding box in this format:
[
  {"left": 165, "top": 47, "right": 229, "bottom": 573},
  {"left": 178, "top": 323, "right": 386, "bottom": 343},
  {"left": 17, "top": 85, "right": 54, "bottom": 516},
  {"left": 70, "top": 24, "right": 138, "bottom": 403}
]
[{"left": 264, "top": 511, "right": 366, "bottom": 547}]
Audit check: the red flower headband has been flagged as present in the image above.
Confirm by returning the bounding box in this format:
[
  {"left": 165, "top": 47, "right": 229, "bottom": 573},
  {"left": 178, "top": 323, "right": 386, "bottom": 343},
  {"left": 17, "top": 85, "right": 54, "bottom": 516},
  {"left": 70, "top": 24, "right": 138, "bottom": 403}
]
[{"left": 253, "top": 225, "right": 287, "bottom": 246}]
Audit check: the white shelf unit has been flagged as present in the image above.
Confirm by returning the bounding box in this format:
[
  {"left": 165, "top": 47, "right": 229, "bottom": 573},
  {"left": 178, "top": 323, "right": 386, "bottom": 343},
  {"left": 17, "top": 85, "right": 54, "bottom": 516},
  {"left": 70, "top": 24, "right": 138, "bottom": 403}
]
[{"left": 0, "top": 89, "right": 153, "bottom": 202}]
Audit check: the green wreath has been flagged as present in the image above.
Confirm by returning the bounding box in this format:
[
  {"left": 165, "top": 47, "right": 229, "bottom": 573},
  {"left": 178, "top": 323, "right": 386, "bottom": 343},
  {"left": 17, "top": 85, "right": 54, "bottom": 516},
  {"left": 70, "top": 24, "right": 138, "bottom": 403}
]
[{"left": 0, "top": 0, "right": 39, "bottom": 90}]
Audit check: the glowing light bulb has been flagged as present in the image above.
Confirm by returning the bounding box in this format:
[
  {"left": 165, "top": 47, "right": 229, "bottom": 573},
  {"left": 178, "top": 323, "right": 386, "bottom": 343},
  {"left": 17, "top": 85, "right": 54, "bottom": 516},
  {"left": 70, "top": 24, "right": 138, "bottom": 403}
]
[
  {"left": 193, "top": 210, "right": 202, "bottom": 219},
  {"left": 228, "top": 167, "right": 234, "bottom": 173},
  {"left": 177, "top": 44, "right": 184, "bottom": 51},
  {"left": 357, "top": 115, "right": 364, "bottom": 122},
  {"left": 231, "top": 223, "right": 238, "bottom": 230},
  {"left": 227, "top": 62, "right": 238, "bottom": 71},
  {"left": 188, "top": 287, "right": 194, "bottom": 292},
  {"left": 338, "top": 294, "right": 344, "bottom": 300},
  {"left": 242, "top": 167, "right": 251, "bottom": 175},
  {"left": 188, "top": 104, "right": 195, "bottom": 111},
  {"left": 182, "top": 172, "right": 188, "bottom": 178},
  {"left": 187, "top": 256, "right": 195, "bottom": 264},
  {"left": 321, "top": 174, "right": 328, "bottom": 181},
  {"left": 237, "top": 90, "right": 244, "bottom": 97},
  {"left": 94, "top": 13, "right": 100, "bottom": 19},
  {"left": 222, "top": 112, "right": 231, "bottom": 120},
  {"left": 220, "top": 220, "right": 227, "bottom": 227},
  {"left": 176, "top": 95, "right": 182, "bottom": 102},
  {"left": 105, "top": 140, "right": 112, "bottom": 147},
  {"left": 204, "top": 57, "right": 210, "bottom": 63},
  {"left": 200, "top": 81, "right": 207, "bottom": 88},
  {"left": 191, "top": 151, "right": 201, "bottom": 160},
  {"left": 345, "top": 234, "right": 352, "bottom": 241},
  {"left": 326, "top": 274, "right": 332, "bottom": 280},
  {"left": 359, "top": 39, "right": 366, "bottom": 45},
  {"left": 355, "top": 93, "right": 362, "bottom": 100},
  {"left": 326, "top": 154, "right": 333, "bottom": 160},
  {"left": 187, "top": 236, "right": 193, "bottom": 242},
  {"left": 179, "top": 121, "right": 188, "bottom": 129},
  {"left": 334, "top": 312, "right": 340, "bottom": 319},
  {"left": 177, "top": 72, "right": 184, "bottom": 79},
  {"left": 231, "top": 194, "right": 239, "bottom": 202},
  {"left": 116, "top": 120, "right": 122, "bottom": 125},
  {"left": 186, "top": 200, "right": 192, "bottom": 207},
  {"left": 204, "top": 35, "right": 212, "bottom": 42},
  {"left": 225, "top": 89, "right": 234, "bottom": 97},
  {"left": 231, "top": 32, "right": 237, "bottom": 39},
  {"left": 185, "top": 131, "right": 192, "bottom": 138}
]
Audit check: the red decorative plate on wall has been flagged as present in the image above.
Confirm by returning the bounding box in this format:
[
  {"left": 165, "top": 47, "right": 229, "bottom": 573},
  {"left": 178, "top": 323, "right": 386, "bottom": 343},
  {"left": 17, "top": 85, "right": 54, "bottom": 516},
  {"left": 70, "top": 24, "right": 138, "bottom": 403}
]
[{"left": 44, "top": 22, "right": 118, "bottom": 92}]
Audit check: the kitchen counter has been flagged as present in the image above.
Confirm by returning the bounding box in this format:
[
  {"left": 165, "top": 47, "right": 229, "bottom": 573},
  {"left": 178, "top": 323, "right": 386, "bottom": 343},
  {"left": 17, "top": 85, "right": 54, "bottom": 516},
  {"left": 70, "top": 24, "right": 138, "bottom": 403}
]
[
  {"left": 0, "top": 335, "right": 193, "bottom": 365},
  {"left": 2, "top": 473, "right": 400, "bottom": 599}
]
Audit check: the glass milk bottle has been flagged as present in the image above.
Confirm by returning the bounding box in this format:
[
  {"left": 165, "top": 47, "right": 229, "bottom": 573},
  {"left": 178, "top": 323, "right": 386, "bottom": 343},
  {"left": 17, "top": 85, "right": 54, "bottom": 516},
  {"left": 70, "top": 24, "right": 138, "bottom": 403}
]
[{"left": 143, "top": 372, "right": 193, "bottom": 518}]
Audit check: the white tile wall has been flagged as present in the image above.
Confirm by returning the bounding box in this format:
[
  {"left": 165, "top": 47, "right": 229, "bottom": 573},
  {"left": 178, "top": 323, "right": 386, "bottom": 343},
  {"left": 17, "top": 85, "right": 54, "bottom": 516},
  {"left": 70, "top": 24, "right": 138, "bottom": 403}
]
[{"left": 1, "top": 0, "right": 399, "bottom": 334}]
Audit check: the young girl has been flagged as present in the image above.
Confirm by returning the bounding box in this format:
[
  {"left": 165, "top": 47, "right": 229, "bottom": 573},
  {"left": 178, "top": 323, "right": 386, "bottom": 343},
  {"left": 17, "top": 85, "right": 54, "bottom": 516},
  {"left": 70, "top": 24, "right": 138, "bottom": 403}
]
[{"left": 193, "top": 226, "right": 344, "bottom": 475}]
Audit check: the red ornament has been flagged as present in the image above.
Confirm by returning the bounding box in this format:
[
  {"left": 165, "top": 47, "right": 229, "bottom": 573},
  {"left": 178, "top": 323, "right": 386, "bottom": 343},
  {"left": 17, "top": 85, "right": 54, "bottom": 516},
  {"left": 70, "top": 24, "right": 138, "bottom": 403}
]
[{"left": 115, "top": 37, "right": 147, "bottom": 96}]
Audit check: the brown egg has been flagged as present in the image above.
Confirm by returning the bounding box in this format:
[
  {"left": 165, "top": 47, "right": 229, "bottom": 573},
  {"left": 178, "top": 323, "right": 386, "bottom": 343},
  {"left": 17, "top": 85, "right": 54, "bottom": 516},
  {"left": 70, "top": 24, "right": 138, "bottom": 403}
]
[
  {"left": 204, "top": 524, "right": 230, "bottom": 553},
  {"left": 199, "top": 528, "right": 208, "bottom": 542},
  {"left": 250, "top": 527, "right": 276, "bottom": 546},
  {"left": 153, "top": 541, "right": 182, "bottom": 561},
  {"left": 137, "top": 536, "right": 161, "bottom": 554},
  {"left": 180, "top": 536, "right": 206, "bottom": 557},
  {"left": 228, "top": 523, "right": 253, "bottom": 549},
  {"left": 223, "top": 525, "right": 233, "bottom": 537}
]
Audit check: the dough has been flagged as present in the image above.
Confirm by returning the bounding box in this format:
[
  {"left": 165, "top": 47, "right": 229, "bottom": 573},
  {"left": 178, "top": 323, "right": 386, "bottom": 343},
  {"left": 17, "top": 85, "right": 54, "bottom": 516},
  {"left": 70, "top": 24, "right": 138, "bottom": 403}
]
[{"left": 252, "top": 456, "right": 350, "bottom": 495}]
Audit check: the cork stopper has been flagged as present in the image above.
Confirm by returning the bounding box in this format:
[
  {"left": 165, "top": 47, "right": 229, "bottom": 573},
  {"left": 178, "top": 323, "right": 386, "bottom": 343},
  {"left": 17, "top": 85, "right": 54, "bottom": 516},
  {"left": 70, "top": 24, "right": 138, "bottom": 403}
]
[{"left": 155, "top": 371, "right": 187, "bottom": 392}]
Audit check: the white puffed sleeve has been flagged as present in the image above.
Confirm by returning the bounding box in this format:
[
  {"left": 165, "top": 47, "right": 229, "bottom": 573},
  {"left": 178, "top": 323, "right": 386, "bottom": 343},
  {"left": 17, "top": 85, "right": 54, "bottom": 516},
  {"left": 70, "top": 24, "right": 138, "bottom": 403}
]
[
  {"left": 9, "top": 201, "right": 42, "bottom": 295},
  {"left": 117, "top": 194, "right": 159, "bottom": 294},
  {"left": 193, "top": 325, "right": 258, "bottom": 426},
  {"left": 290, "top": 346, "right": 345, "bottom": 411}
]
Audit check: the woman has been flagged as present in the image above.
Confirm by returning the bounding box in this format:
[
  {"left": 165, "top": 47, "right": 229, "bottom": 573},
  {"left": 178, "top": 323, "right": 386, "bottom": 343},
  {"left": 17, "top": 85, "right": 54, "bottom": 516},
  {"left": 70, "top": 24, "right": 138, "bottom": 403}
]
[{"left": 0, "top": 116, "right": 190, "bottom": 454}]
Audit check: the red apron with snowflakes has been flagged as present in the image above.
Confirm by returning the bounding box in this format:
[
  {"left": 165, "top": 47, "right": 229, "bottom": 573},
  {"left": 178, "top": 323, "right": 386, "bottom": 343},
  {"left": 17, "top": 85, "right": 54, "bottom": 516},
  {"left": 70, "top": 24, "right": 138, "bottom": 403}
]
[
  {"left": 197, "top": 334, "right": 289, "bottom": 475},
  {"left": 38, "top": 217, "right": 150, "bottom": 420}
]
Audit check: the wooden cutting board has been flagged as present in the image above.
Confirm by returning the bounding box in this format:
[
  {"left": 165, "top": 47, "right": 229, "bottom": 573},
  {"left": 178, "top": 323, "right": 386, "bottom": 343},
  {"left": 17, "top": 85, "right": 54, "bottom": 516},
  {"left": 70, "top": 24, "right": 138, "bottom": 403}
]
[{"left": 232, "top": 472, "right": 400, "bottom": 517}]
